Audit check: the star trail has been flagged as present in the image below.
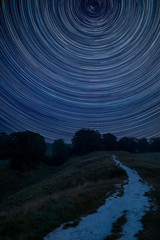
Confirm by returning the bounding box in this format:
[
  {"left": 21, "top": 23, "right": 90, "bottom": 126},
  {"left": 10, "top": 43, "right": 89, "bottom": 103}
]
[{"left": 0, "top": 0, "right": 160, "bottom": 142}]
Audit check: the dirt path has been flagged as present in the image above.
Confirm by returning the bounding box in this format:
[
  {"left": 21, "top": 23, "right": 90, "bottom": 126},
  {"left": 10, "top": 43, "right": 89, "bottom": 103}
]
[{"left": 44, "top": 155, "right": 151, "bottom": 240}]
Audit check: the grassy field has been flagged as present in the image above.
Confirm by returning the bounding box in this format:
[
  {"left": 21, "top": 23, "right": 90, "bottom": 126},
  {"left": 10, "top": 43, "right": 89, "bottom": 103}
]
[
  {"left": 0, "top": 152, "right": 127, "bottom": 240},
  {"left": 115, "top": 151, "right": 160, "bottom": 240}
]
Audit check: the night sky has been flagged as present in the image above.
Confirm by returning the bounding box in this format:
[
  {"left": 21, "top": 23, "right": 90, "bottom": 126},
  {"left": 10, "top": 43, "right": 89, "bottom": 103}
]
[{"left": 1, "top": 0, "right": 160, "bottom": 142}]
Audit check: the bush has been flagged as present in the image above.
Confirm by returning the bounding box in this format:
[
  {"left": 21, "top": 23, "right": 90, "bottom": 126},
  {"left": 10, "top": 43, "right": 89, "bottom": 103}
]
[
  {"left": 118, "top": 137, "right": 138, "bottom": 153},
  {"left": 103, "top": 133, "right": 118, "bottom": 151},
  {"left": 72, "top": 129, "right": 102, "bottom": 155},
  {"left": 150, "top": 138, "right": 160, "bottom": 152},
  {"left": 51, "top": 139, "right": 71, "bottom": 166},
  {"left": 9, "top": 131, "right": 46, "bottom": 170},
  {"left": 0, "top": 132, "right": 10, "bottom": 160}
]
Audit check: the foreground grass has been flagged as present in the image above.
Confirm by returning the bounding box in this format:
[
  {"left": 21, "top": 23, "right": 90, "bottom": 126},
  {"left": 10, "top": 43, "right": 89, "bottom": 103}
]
[
  {"left": 0, "top": 152, "right": 127, "bottom": 240},
  {"left": 115, "top": 151, "right": 160, "bottom": 240}
]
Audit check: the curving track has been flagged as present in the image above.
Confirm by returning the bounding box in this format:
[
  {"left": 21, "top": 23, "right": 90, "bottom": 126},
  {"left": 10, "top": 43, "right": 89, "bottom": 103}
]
[{"left": 44, "top": 155, "right": 151, "bottom": 240}]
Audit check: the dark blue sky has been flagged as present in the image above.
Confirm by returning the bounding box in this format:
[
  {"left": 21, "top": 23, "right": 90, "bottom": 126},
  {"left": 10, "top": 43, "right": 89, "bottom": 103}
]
[{"left": 1, "top": 0, "right": 160, "bottom": 142}]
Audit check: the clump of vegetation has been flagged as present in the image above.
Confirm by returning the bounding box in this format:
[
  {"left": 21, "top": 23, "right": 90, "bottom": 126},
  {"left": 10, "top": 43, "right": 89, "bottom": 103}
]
[
  {"left": 72, "top": 128, "right": 102, "bottom": 155},
  {"left": 103, "top": 133, "right": 118, "bottom": 151},
  {"left": 0, "top": 132, "right": 10, "bottom": 160},
  {"left": 104, "top": 211, "right": 127, "bottom": 240},
  {"left": 44, "top": 139, "right": 72, "bottom": 166},
  {"left": 9, "top": 131, "right": 46, "bottom": 170},
  {"left": 63, "top": 220, "right": 79, "bottom": 229}
]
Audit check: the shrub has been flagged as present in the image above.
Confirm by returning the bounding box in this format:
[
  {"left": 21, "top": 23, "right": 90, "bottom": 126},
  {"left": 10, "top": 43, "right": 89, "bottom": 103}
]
[
  {"left": 9, "top": 131, "right": 46, "bottom": 170},
  {"left": 72, "top": 129, "right": 102, "bottom": 155}
]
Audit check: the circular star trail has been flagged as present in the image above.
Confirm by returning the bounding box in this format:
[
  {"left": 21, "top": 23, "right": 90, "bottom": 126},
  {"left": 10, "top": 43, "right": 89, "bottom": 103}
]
[{"left": 0, "top": 0, "right": 160, "bottom": 142}]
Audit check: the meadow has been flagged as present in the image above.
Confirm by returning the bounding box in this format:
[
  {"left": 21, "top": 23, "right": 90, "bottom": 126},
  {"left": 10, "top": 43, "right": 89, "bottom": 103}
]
[
  {"left": 0, "top": 152, "right": 126, "bottom": 240},
  {"left": 0, "top": 151, "right": 159, "bottom": 240}
]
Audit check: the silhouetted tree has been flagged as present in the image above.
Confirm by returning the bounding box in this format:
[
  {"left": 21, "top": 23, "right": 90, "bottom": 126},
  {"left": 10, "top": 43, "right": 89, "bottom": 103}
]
[
  {"left": 51, "top": 139, "right": 71, "bottom": 166},
  {"left": 72, "top": 129, "right": 102, "bottom": 155},
  {"left": 102, "top": 133, "right": 118, "bottom": 151},
  {"left": 150, "top": 138, "right": 160, "bottom": 152},
  {"left": 137, "top": 138, "right": 149, "bottom": 152},
  {"left": 0, "top": 132, "right": 10, "bottom": 160},
  {"left": 9, "top": 131, "right": 46, "bottom": 169},
  {"left": 118, "top": 137, "right": 138, "bottom": 153}
]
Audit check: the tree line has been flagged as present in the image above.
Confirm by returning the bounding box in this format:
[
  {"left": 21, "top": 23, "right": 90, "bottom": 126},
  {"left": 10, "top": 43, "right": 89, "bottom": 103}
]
[{"left": 0, "top": 129, "right": 160, "bottom": 170}]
